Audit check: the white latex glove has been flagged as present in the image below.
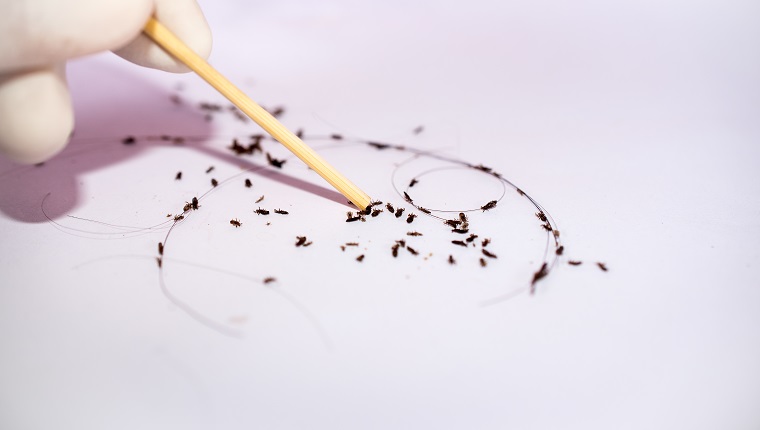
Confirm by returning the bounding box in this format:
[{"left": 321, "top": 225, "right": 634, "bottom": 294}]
[{"left": 0, "top": 0, "right": 212, "bottom": 164}]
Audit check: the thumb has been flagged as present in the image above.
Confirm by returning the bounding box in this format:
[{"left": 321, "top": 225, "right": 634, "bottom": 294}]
[{"left": 0, "top": 64, "right": 73, "bottom": 164}]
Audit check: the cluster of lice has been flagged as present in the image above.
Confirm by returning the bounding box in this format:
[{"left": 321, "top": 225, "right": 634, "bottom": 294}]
[{"left": 228, "top": 136, "right": 262, "bottom": 156}]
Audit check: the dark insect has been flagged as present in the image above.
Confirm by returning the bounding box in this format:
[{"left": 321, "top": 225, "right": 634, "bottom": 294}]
[
  {"left": 413, "top": 125, "right": 424, "bottom": 134},
  {"left": 211, "top": 178, "right": 218, "bottom": 187},
  {"left": 159, "top": 135, "right": 171, "bottom": 141},
  {"left": 156, "top": 257, "right": 163, "bottom": 268},
  {"left": 256, "top": 195, "right": 265, "bottom": 203},
  {"left": 173, "top": 215, "right": 184, "bottom": 221},
  {"left": 481, "top": 200, "right": 497, "bottom": 211},
  {"left": 418, "top": 207, "right": 431, "bottom": 215},
  {"left": 330, "top": 134, "right": 343, "bottom": 140},
  {"left": 122, "top": 136, "right": 136, "bottom": 145},
  {"left": 263, "top": 277, "right": 276, "bottom": 284},
  {"left": 406, "top": 213, "right": 417, "bottom": 223},
  {"left": 482, "top": 249, "right": 497, "bottom": 259},
  {"left": 516, "top": 188, "right": 525, "bottom": 196},
  {"left": 270, "top": 106, "right": 285, "bottom": 117},
  {"left": 295, "top": 236, "right": 307, "bottom": 246},
  {"left": 228, "top": 138, "right": 248, "bottom": 155},
  {"left": 230, "top": 218, "right": 242, "bottom": 227},
  {"left": 395, "top": 208, "right": 405, "bottom": 218},
  {"left": 274, "top": 208, "right": 289, "bottom": 215},
  {"left": 357, "top": 206, "right": 372, "bottom": 216},
  {"left": 556, "top": 246, "right": 564, "bottom": 255},
  {"left": 386, "top": 203, "right": 395, "bottom": 213},
  {"left": 407, "top": 246, "right": 419, "bottom": 256},
  {"left": 255, "top": 208, "right": 270, "bottom": 215},
  {"left": 448, "top": 255, "right": 456, "bottom": 265},
  {"left": 370, "top": 200, "right": 383, "bottom": 207},
  {"left": 465, "top": 234, "right": 479, "bottom": 243},
  {"left": 183, "top": 203, "right": 192, "bottom": 212},
  {"left": 245, "top": 178, "right": 253, "bottom": 188},
  {"left": 345, "top": 242, "right": 359, "bottom": 246},
  {"left": 535, "top": 211, "right": 547, "bottom": 222},
  {"left": 232, "top": 110, "right": 248, "bottom": 122},
  {"left": 199, "top": 102, "right": 222, "bottom": 111},
  {"left": 452, "top": 240, "right": 467, "bottom": 247},
  {"left": 553, "top": 230, "right": 561, "bottom": 238},
  {"left": 368, "top": 141, "right": 391, "bottom": 150},
  {"left": 395, "top": 239, "right": 406, "bottom": 247},
  {"left": 356, "top": 254, "right": 365, "bottom": 262},
  {"left": 391, "top": 244, "right": 399, "bottom": 258},
  {"left": 541, "top": 223, "right": 553, "bottom": 232},
  {"left": 568, "top": 260, "right": 583, "bottom": 266},
  {"left": 409, "top": 178, "right": 419, "bottom": 188},
  {"left": 303, "top": 241, "right": 313, "bottom": 247},
  {"left": 191, "top": 197, "right": 199, "bottom": 210},
  {"left": 531, "top": 263, "right": 549, "bottom": 291},
  {"left": 403, "top": 192, "right": 413, "bottom": 203},
  {"left": 474, "top": 164, "right": 492, "bottom": 173},
  {"left": 206, "top": 166, "right": 215, "bottom": 174},
  {"left": 158, "top": 242, "right": 164, "bottom": 255},
  {"left": 459, "top": 212, "right": 468, "bottom": 223},
  {"left": 340, "top": 246, "right": 346, "bottom": 252},
  {"left": 597, "top": 262, "right": 608, "bottom": 272},
  {"left": 407, "top": 231, "right": 423, "bottom": 236},
  {"left": 452, "top": 228, "right": 469, "bottom": 234},
  {"left": 371, "top": 209, "right": 382, "bottom": 217},
  {"left": 246, "top": 138, "right": 263, "bottom": 154},
  {"left": 444, "top": 219, "right": 461, "bottom": 228},
  {"left": 175, "top": 171, "right": 182, "bottom": 180},
  {"left": 479, "top": 258, "right": 487, "bottom": 267},
  {"left": 482, "top": 238, "right": 491, "bottom": 247},
  {"left": 166, "top": 214, "right": 172, "bottom": 218},
  {"left": 296, "top": 129, "right": 304, "bottom": 138},
  {"left": 346, "top": 215, "right": 361, "bottom": 222},
  {"left": 266, "top": 152, "right": 286, "bottom": 169}
]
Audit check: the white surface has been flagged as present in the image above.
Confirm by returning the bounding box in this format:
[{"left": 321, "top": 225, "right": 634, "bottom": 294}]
[{"left": 1, "top": 1, "right": 759, "bottom": 429}]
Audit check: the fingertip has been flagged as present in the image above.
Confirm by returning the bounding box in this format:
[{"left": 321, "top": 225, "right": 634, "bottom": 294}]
[
  {"left": 113, "top": 0, "right": 213, "bottom": 73},
  {"left": 0, "top": 66, "right": 73, "bottom": 164}
]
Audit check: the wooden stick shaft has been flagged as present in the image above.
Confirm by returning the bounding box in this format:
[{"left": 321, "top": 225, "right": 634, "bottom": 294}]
[{"left": 142, "top": 18, "right": 371, "bottom": 209}]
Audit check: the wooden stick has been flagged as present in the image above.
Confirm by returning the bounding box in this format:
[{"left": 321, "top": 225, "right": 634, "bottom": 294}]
[{"left": 142, "top": 17, "right": 371, "bottom": 210}]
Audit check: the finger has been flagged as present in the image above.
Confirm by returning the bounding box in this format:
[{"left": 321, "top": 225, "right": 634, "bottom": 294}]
[
  {"left": 0, "top": 0, "right": 154, "bottom": 73},
  {"left": 0, "top": 64, "right": 74, "bottom": 164},
  {"left": 112, "top": 0, "right": 212, "bottom": 73}
]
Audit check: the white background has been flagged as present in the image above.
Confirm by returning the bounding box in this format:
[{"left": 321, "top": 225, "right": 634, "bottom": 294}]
[{"left": 1, "top": 1, "right": 759, "bottom": 429}]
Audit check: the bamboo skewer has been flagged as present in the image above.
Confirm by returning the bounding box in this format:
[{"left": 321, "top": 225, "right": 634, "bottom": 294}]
[{"left": 142, "top": 17, "right": 371, "bottom": 210}]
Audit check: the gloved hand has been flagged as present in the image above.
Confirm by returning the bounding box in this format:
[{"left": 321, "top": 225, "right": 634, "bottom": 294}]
[{"left": 0, "top": 0, "right": 212, "bottom": 164}]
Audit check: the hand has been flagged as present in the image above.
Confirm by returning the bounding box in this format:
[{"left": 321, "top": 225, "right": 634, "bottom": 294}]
[{"left": 0, "top": 0, "right": 212, "bottom": 164}]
